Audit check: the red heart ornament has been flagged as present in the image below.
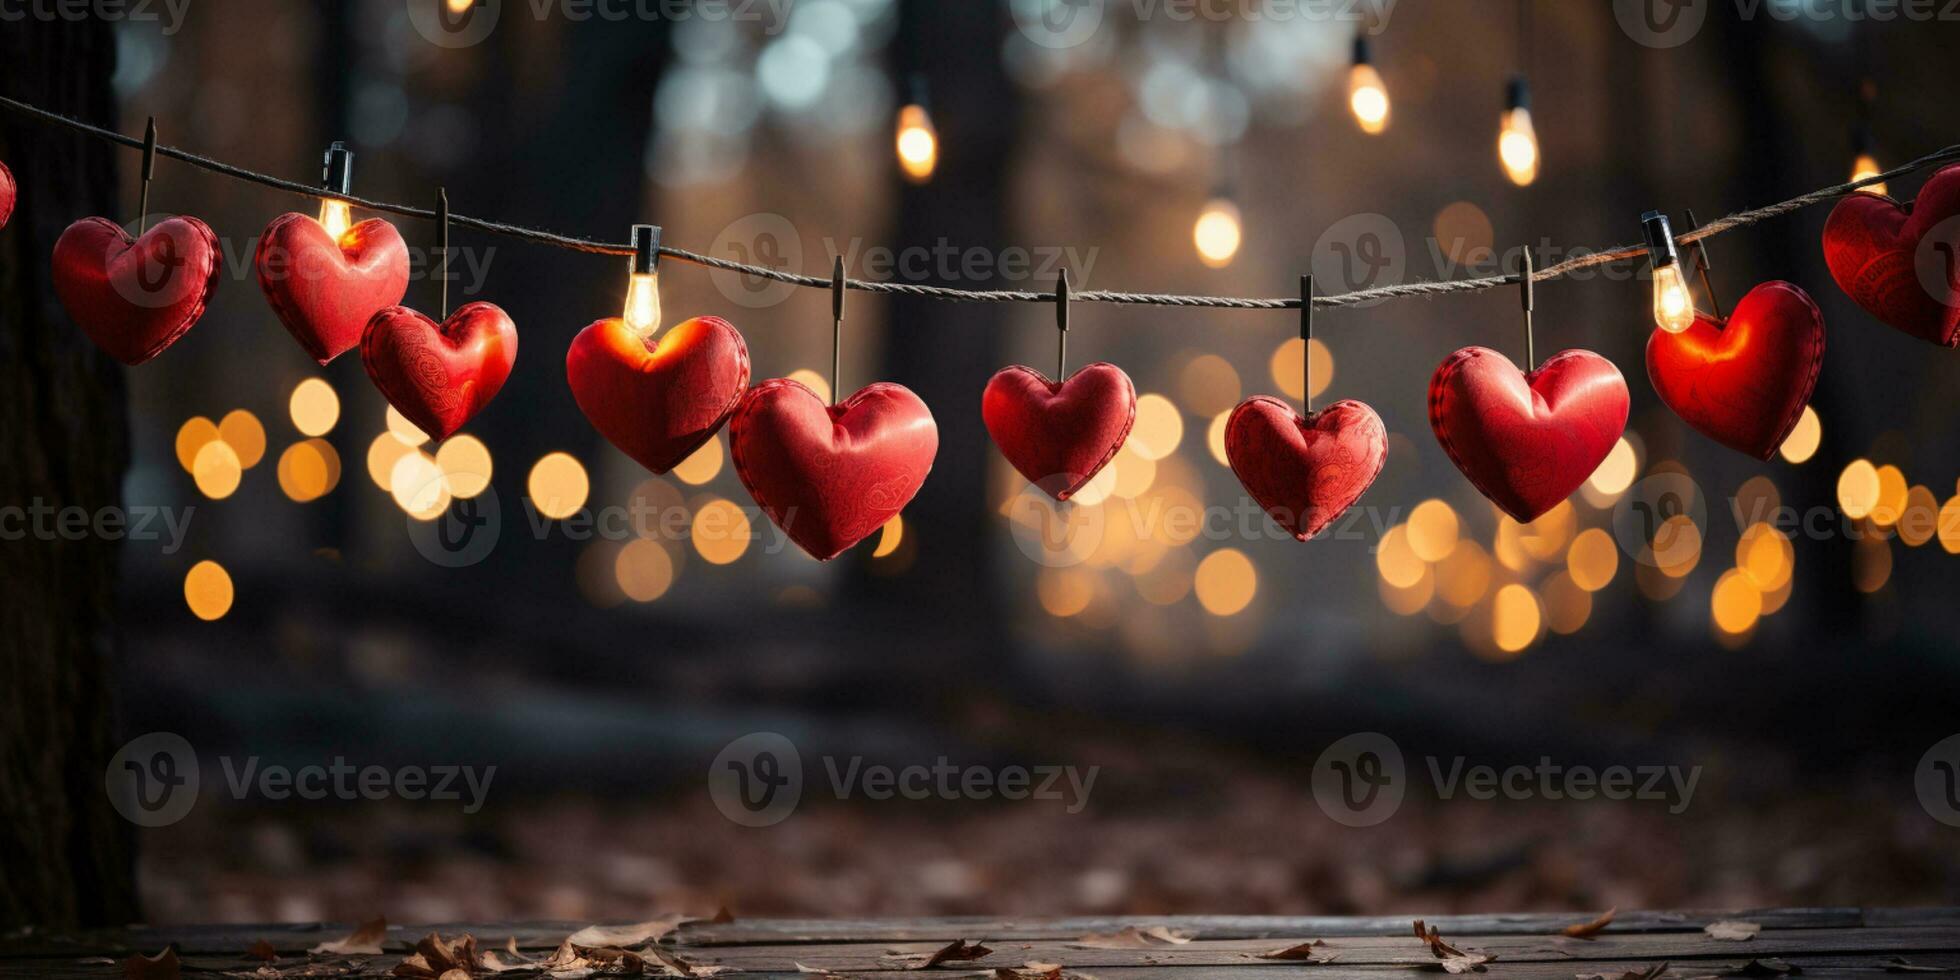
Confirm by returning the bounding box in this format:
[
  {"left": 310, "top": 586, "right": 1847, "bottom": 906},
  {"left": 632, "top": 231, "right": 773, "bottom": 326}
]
[
  {"left": 0, "top": 160, "right": 15, "bottom": 230},
  {"left": 566, "top": 315, "right": 751, "bottom": 475},
  {"left": 981, "top": 362, "right": 1135, "bottom": 500},
  {"left": 730, "top": 379, "right": 939, "bottom": 561},
  {"left": 1647, "top": 281, "right": 1824, "bottom": 460},
  {"left": 1225, "top": 396, "right": 1387, "bottom": 541},
  {"left": 52, "top": 215, "right": 221, "bottom": 365},
  {"left": 360, "top": 302, "right": 518, "bottom": 440},
  {"left": 1428, "top": 347, "right": 1629, "bottom": 523},
  {"left": 255, "top": 212, "right": 410, "bottom": 364},
  {"left": 1823, "top": 162, "right": 1960, "bottom": 347}
]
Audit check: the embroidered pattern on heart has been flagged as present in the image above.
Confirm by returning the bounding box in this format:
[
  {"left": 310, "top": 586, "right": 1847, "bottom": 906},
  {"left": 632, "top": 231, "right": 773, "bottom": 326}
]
[
  {"left": 360, "top": 302, "right": 518, "bottom": 440},
  {"left": 1822, "top": 162, "right": 1960, "bottom": 347},
  {"left": 566, "top": 315, "right": 751, "bottom": 475},
  {"left": 981, "top": 362, "right": 1135, "bottom": 501},
  {"left": 256, "top": 212, "right": 411, "bottom": 364},
  {"left": 1224, "top": 396, "right": 1387, "bottom": 541}
]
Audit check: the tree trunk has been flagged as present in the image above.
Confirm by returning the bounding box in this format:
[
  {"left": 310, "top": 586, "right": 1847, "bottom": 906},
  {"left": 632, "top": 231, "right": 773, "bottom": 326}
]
[{"left": 0, "top": 21, "right": 139, "bottom": 927}]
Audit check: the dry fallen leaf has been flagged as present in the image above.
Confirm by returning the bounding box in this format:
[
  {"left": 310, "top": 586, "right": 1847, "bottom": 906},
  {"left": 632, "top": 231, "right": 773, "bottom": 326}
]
[
  {"left": 645, "top": 944, "right": 729, "bottom": 977},
  {"left": 911, "top": 939, "right": 993, "bottom": 970},
  {"left": 1705, "top": 921, "right": 1762, "bottom": 942},
  {"left": 313, "top": 916, "right": 390, "bottom": 955},
  {"left": 1415, "top": 919, "right": 1495, "bottom": 974},
  {"left": 1881, "top": 956, "right": 1946, "bottom": 973},
  {"left": 567, "top": 915, "right": 694, "bottom": 948},
  {"left": 122, "top": 947, "right": 180, "bottom": 980},
  {"left": 1708, "top": 958, "right": 1800, "bottom": 976},
  {"left": 1069, "top": 926, "right": 1192, "bottom": 949},
  {"left": 793, "top": 963, "right": 834, "bottom": 974},
  {"left": 1255, "top": 940, "right": 1330, "bottom": 961},
  {"left": 245, "top": 939, "right": 279, "bottom": 962},
  {"left": 1562, "top": 909, "right": 1618, "bottom": 939},
  {"left": 708, "top": 907, "right": 735, "bottom": 925}
]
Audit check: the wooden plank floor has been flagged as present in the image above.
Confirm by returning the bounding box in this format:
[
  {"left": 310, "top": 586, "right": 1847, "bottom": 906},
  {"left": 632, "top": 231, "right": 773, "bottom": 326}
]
[{"left": 6, "top": 908, "right": 1958, "bottom": 978}]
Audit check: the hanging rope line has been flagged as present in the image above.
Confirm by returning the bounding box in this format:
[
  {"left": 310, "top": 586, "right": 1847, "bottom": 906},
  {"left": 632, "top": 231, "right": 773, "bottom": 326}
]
[{"left": 5, "top": 94, "right": 1957, "bottom": 313}]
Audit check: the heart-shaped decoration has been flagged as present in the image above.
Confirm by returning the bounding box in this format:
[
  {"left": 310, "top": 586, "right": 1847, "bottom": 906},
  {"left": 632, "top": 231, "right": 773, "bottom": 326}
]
[
  {"left": 360, "top": 302, "right": 518, "bottom": 440},
  {"left": 567, "top": 315, "right": 751, "bottom": 475},
  {"left": 1225, "top": 396, "right": 1387, "bottom": 541},
  {"left": 53, "top": 215, "right": 221, "bottom": 365},
  {"left": 1428, "top": 347, "right": 1629, "bottom": 523},
  {"left": 730, "top": 379, "right": 938, "bottom": 561},
  {"left": 981, "top": 362, "right": 1135, "bottom": 500},
  {"left": 1823, "top": 162, "right": 1960, "bottom": 347},
  {"left": 255, "top": 212, "right": 410, "bottom": 364},
  {"left": 1647, "top": 281, "right": 1824, "bottom": 460},
  {"left": 0, "top": 159, "right": 15, "bottom": 230}
]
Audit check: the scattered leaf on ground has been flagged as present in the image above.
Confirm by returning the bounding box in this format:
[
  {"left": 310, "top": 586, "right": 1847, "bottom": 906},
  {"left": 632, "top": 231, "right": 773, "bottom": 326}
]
[
  {"left": 1562, "top": 909, "right": 1618, "bottom": 939},
  {"left": 1705, "top": 921, "right": 1762, "bottom": 942},
  {"left": 910, "top": 939, "right": 993, "bottom": 970},
  {"left": 1415, "top": 920, "right": 1495, "bottom": 974},
  {"left": 567, "top": 915, "right": 693, "bottom": 948},
  {"left": 1255, "top": 940, "right": 1330, "bottom": 961},
  {"left": 1881, "top": 956, "right": 1945, "bottom": 973},
  {"left": 122, "top": 947, "right": 180, "bottom": 980},
  {"left": 1069, "top": 926, "right": 1192, "bottom": 949},
  {"left": 1709, "top": 958, "right": 1800, "bottom": 976},
  {"left": 313, "top": 916, "right": 389, "bottom": 955}
]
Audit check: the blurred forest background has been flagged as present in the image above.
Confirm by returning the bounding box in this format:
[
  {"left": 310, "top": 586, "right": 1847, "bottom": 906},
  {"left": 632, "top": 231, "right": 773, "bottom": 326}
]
[{"left": 4, "top": 0, "right": 1960, "bottom": 926}]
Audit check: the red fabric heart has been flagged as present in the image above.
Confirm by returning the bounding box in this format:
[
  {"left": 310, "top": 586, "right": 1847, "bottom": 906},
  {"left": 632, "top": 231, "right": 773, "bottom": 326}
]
[
  {"left": 1225, "top": 396, "right": 1387, "bottom": 541},
  {"left": 255, "top": 212, "right": 410, "bottom": 364},
  {"left": 1647, "top": 281, "right": 1824, "bottom": 460},
  {"left": 0, "top": 160, "right": 15, "bottom": 230},
  {"left": 1428, "top": 347, "right": 1629, "bottom": 523},
  {"left": 52, "top": 215, "right": 220, "bottom": 365},
  {"left": 730, "top": 379, "right": 938, "bottom": 561},
  {"left": 1823, "top": 163, "right": 1960, "bottom": 347},
  {"left": 566, "top": 315, "right": 751, "bottom": 475},
  {"left": 360, "top": 302, "right": 518, "bottom": 440},
  {"left": 981, "top": 362, "right": 1135, "bottom": 500}
]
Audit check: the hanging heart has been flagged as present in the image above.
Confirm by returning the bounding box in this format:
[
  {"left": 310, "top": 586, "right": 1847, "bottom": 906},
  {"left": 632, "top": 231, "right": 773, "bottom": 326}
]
[
  {"left": 1428, "top": 347, "right": 1629, "bottom": 523},
  {"left": 360, "top": 302, "right": 518, "bottom": 440},
  {"left": 1823, "top": 162, "right": 1960, "bottom": 347},
  {"left": 255, "top": 212, "right": 410, "bottom": 364},
  {"left": 566, "top": 314, "right": 751, "bottom": 475},
  {"left": 730, "top": 378, "right": 938, "bottom": 561},
  {"left": 981, "top": 362, "right": 1135, "bottom": 500},
  {"left": 52, "top": 215, "right": 221, "bottom": 366},
  {"left": 0, "top": 159, "right": 15, "bottom": 230},
  {"left": 1225, "top": 396, "right": 1387, "bottom": 541},
  {"left": 1647, "top": 280, "right": 1824, "bottom": 460}
]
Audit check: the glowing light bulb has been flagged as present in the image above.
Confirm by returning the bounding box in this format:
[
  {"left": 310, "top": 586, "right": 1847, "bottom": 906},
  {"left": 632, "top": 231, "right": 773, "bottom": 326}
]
[
  {"left": 1498, "top": 107, "right": 1538, "bottom": 187},
  {"left": 1348, "top": 64, "right": 1390, "bottom": 135},
  {"left": 446, "top": 0, "right": 472, "bottom": 12},
  {"left": 895, "top": 104, "right": 938, "bottom": 184},
  {"left": 623, "top": 271, "right": 662, "bottom": 338},
  {"left": 1641, "top": 210, "right": 1695, "bottom": 334},
  {"left": 1851, "top": 152, "right": 1887, "bottom": 197},
  {"left": 1652, "top": 262, "right": 1695, "bottom": 334},
  {"left": 1192, "top": 197, "right": 1242, "bottom": 269},
  {"left": 318, "top": 198, "right": 352, "bottom": 242}
]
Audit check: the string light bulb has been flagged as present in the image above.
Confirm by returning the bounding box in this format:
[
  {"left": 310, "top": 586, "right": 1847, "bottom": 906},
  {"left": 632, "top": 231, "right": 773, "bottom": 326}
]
[
  {"left": 1193, "top": 196, "right": 1242, "bottom": 269},
  {"left": 1498, "top": 75, "right": 1538, "bottom": 187},
  {"left": 318, "top": 141, "right": 354, "bottom": 242},
  {"left": 895, "top": 75, "right": 937, "bottom": 184},
  {"left": 1347, "top": 36, "right": 1389, "bottom": 135},
  {"left": 1642, "top": 210, "right": 1696, "bottom": 335},
  {"left": 446, "top": 0, "right": 473, "bottom": 13},
  {"left": 623, "top": 224, "right": 663, "bottom": 339},
  {"left": 1851, "top": 123, "right": 1887, "bottom": 196}
]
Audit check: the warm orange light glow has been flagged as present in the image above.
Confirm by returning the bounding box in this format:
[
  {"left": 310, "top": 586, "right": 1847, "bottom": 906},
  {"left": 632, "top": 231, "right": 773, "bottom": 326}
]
[
  {"left": 895, "top": 104, "right": 938, "bottom": 183},
  {"left": 446, "top": 0, "right": 474, "bottom": 13},
  {"left": 1193, "top": 198, "right": 1242, "bottom": 268},
  {"left": 1652, "top": 262, "right": 1695, "bottom": 334},
  {"left": 1498, "top": 107, "right": 1538, "bottom": 186},
  {"left": 1779, "top": 405, "right": 1821, "bottom": 463},
  {"left": 1348, "top": 63, "right": 1390, "bottom": 134},
  {"left": 623, "top": 271, "right": 662, "bottom": 338},
  {"left": 289, "top": 378, "right": 340, "bottom": 436},
  {"left": 184, "top": 560, "right": 234, "bottom": 621},
  {"left": 318, "top": 198, "right": 353, "bottom": 242},
  {"left": 1851, "top": 153, "right": 1888, "bottom": 197}
]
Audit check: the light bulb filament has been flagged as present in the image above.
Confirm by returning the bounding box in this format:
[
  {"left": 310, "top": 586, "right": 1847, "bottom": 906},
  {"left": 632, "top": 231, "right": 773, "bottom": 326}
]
[
  {"left": 895, "top": 104, "right": 938, "bottom": 184},
  {"left": 1652, "top": 263, "right": 1695, "bottom": 334},
  {"left": 1348, "top": 63, "right": 1389, "bottom": 134},
  {"left": 318, "top": 198, "right": 353, "bottom": 243},
  {"left": 1498, "top": 107, "right": 1538, "bottom": 187}
]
